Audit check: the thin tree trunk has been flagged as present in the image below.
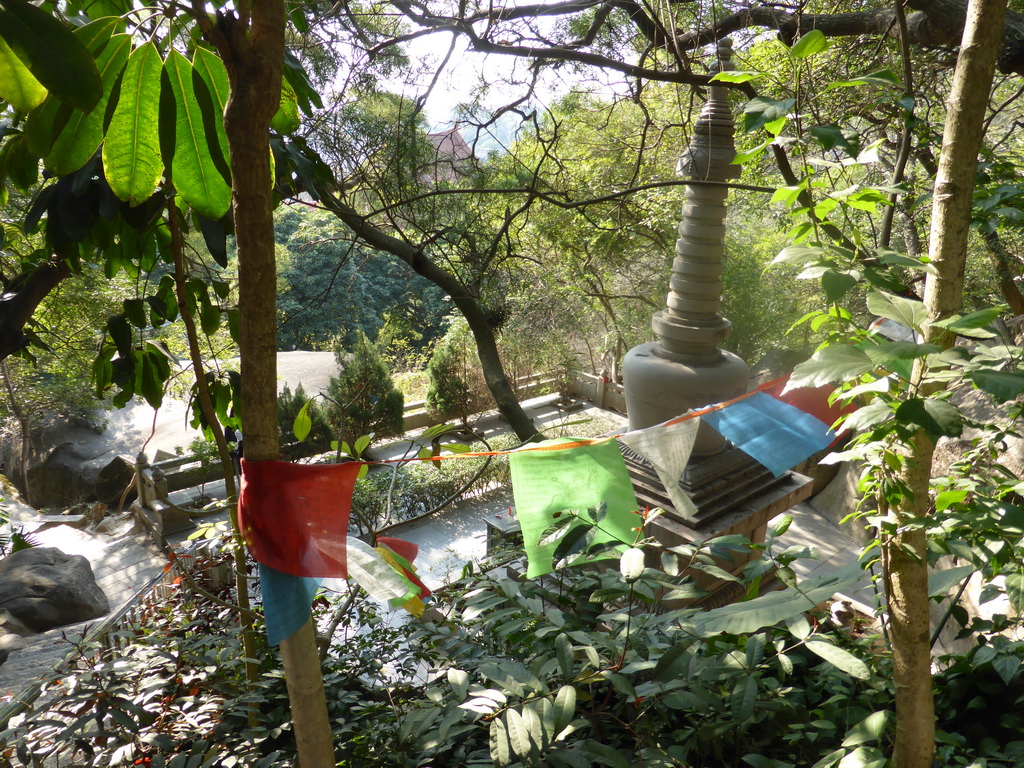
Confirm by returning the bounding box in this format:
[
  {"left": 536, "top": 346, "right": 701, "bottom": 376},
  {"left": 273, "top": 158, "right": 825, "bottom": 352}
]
[
  {"left": 889, "top": 2, "right": 1007, "bottom": 766},
  {"left": 167, "top": 199, "right": 259, "bottom": 699},
  {"left": 1, "top": 361, "right": 31, "bottom": 505},
  {"left": 980, "top": 229, "right": 1024, "bottom": 315},
  {"left": 199, "top": 1, "right": 334, "bottom": 764}
]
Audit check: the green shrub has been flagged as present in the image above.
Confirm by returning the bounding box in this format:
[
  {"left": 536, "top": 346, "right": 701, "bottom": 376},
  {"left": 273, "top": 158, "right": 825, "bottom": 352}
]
[
  {"left": 5, "top": 529, "right": 1023, "bottom": 767},
  {"left": 326, "top": 331, "right": 404, "bottom": 449},
  {"left": 425, "top": 319, "right": 490, "bottom": 425},
  {"left": 349, "top": 432, "right": 515, "bottom": 532},
  {"left": 277, "top": 383, "right": 334, "bottom": 455}
]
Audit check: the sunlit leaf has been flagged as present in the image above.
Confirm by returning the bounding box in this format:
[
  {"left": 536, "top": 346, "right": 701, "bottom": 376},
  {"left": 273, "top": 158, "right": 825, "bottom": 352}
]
[
  {"left": 0, "top": 35, "right": 46, "bottom": 110},
  {"left": 866, "top": 291, "right": 926, "bottom": 333},
  {"left": 164, "top": 50, "right": 231, "bottom": 219},
  {"left": 0, "top": 0, "right": 101, "bottom": 111},
  {"left": 292, "top": 399, "right": 312, "bottom": 441},
  {"left": 192, "top": 47, "right": 231, "bottom": 185},
  {"left": 103, "top": 41, "right": 163, "bottom": 205},
  {"left": 825, "top": 69, "right": 901, "bottom": 90},
  {"left": 927, "top": 565, "right": 974, "bottom": 598},
  {"left": 271, "top": 76, "right": 301, "bottom": 134},
  {"left": 710, "top": 70, "right": 759, "bottom": 83},
  {"left": 790, "top": 345, "right": 874, "bottom": 388},
  {"left": 932, "top": 307, "right": 1004, "bottom": 339},
  {"left": 841, "top": 710, "right": 892, "bottom": 747},
  {"left": 773, "top": 243, "right": 822, "bottom": 265},
  {"left": 789, "top": 29, "right": 829, "bottom": 59},
  {"left": 619, "top": 547, "right": 645, "bottom": 584},
  {"left": 742, "top": 96, "right": 795, "bottom": 133},
  {"left": 48, "top": 33, "right": 131, "bottom": 176}
]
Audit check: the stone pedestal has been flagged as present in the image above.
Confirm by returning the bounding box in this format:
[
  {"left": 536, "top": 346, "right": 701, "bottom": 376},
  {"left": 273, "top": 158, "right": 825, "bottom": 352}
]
[{"left": 623, "top": 342, "right": 747, "bottom": 455}]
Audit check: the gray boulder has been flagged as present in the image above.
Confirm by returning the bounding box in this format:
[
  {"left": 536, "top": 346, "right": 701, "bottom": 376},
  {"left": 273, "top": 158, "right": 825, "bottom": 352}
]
[{"left": 0, "top": 547, "right": 109, "bottom": 633}]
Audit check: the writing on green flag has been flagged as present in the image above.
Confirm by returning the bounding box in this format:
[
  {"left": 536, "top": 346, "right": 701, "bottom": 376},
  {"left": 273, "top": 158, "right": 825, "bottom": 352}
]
[{"left": 509, "top": 438, "right": 641, "bottom": 578}]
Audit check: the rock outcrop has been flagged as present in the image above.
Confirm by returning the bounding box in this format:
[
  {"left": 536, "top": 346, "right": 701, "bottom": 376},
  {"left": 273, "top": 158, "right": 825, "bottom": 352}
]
[{"left": 0, "top": 546, "right": 109, "bottom": 634}]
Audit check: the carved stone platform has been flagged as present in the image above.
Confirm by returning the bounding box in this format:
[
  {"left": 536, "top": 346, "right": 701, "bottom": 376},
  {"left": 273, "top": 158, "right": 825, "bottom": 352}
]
[{"left": 622, "top": 445, "right": 814, "bottom": 598}]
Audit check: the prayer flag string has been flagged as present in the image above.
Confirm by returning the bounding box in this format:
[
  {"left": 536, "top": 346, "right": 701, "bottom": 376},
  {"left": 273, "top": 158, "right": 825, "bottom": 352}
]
[{"left": 246, "top": 375, "right": 847, "bottom": 644}]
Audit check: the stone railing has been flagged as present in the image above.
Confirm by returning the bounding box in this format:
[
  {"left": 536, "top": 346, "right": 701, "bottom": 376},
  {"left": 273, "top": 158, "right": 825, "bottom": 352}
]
[
  {"left": 132, "top": 452, "right": 232, "bottom": 541},
  {"left": 572, "top": 372, "right": 627, "bottom": 413}
]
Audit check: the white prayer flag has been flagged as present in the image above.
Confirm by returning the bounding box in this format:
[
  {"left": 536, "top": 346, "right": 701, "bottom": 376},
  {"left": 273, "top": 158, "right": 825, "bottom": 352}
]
[{"left": 617, "top": 417, "right": 700, "bottom": 519}]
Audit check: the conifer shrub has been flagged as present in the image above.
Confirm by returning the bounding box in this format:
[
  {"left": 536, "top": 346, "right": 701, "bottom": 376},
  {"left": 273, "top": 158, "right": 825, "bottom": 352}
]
[
  {"left": 277, "top": 383, "right": 334, "bottom": 456},
  {"left": 326, "top": 331, "right": 404, "bottom": 449},
  {"left": 425, "top": 319, "right": 490, "bottom": 426}
]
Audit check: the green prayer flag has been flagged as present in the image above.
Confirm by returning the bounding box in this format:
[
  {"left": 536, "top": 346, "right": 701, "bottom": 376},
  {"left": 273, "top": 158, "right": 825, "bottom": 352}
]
[{"left": 509, "top": 438, "right": 641, "bottom": 578}]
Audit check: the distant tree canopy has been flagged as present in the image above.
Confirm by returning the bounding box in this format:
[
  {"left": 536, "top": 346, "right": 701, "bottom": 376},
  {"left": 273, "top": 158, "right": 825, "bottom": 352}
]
[{"left": 274, "top": 207, "right": 450, "bottom": 353}]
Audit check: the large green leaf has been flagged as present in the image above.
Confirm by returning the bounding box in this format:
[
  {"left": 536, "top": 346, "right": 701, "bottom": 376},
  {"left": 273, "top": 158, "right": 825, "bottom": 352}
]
[
  {"left": 163, "top": 50, "right": 230, "bottom": 219},
  {"left": 25, "top": 18, "right": 117, "bottom": 157},
  {"left": 619, "top": 547, "right": 645, "bottom": 584},
  {"left": 804, "top": 639, "right": 870, "bottom": 679},
  {"left": 969, "top": 370, "right": 1024, "bottom": 402},
  {"left": 841, "top": 710, "right": 892, "bottom": 747},
  {"left": 790, "top": 345, "right": 874, "bottom": 388},
  {"left": 866, "top": 290, "right": 926, "bottom": 333},
  {"left": 48, "top": 33, "right": 130, "bottom": 176},
  {"left": 0, "top": 0, "right": 101, "bottom": 111},
  {"left": 894, "top": 397, "right": 962, "bottom": 439},
  {"left": 789, "top": 29, "right": 829, "bottom": 59},
  {"left": 692, "top": 561, "right": 863, "bottom": 636},
  {"left": 0, "top": 35, "right": 46, "bottom": 110},
  {"left": 191, "top": 47, "right": 231, "bottom": 185},
  {"left": 552, "top": 684, "right": 576, "bottom": 734},
  {"left": 271, "top": 76, "right": 301, "bottom": 134},
  {"left": 842, "top": 401, "right": 892, "bottom": 433},
  {"left": 932, "top": 307, "right": 1003, "bottom": 339},
  {"left": 742, "top": 96, "right": 795, "bottom": 133},
  {"left": 730, "top": 676, "right": 757, "bottom": 722},
  {"left": 927, "top": 565, "right": 975, "bottom": 598},
  {"left": 863, "top": 341, "right": 941, "bottom": 368},
  {"left": 103, "top": 41, "right": 163, "bottom": 205},
  {"left": 1005, "top": 572, "right": 1024, "bottom": 616}
]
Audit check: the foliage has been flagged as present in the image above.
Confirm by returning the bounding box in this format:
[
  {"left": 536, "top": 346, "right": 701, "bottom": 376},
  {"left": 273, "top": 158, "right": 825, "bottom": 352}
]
[
  {"left": 349, "top": 432, "right": 515, "bottom": 533},
  {"left": 425, "top": 318, "right": 490, "bottom": 425},
  {"left": 274, "top": 207, "right": 449, "bottom": 352},
  {"left": 5, "top": 521, "right": 1023, "bottom": 767},
  {"left": 277, "top": 382, "right": 333, "bottom": 455},
  {"left": 326, "top": 330, "right": 404, "bottom": 449}
]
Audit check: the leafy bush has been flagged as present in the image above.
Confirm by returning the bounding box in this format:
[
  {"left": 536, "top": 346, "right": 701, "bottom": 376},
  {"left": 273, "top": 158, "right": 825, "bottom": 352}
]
[
  {"left": 4, "top": 523, "right": 1022, "bottom": 767},
  {"left": 277, "top": 383, "right": 333, "bottom": 455},
  {"left": 327, "top": 331, "right": 404, "bottom": 448},
  {"left": 425, "top": 319, "right": 490, "bottom": 425}
]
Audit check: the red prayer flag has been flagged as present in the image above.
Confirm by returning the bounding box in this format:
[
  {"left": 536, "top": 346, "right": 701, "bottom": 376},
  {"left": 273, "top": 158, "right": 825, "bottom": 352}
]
[
  {"left": 764, "top": 378, "right": 856, "bottom": 446},
  {"left": 377, "top": 535, "right": 431, "bottom": 600},
  {"left": 238, "top": 459, "right": 360, "bottom": 578}
]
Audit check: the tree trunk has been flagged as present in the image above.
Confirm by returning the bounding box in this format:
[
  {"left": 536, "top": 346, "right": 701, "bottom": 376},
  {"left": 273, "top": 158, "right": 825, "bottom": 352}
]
[
  {"left": 202, "top": 1, "right": 335, "bottom": 764},
  {"left": 889, "top": 1, "right": 1007, "bottom": 766},
  {"left": 1, "top": 361, "right": 32, "bottom": 505},
  {"left": 0, "top": 258, "right": 71, "bottom": 362},
  {"left": 318, "top": 191, "right": 542, "bottom": 442},
  {"left": 980, "top": 229, "right": 1024, "bottom": 315}
]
